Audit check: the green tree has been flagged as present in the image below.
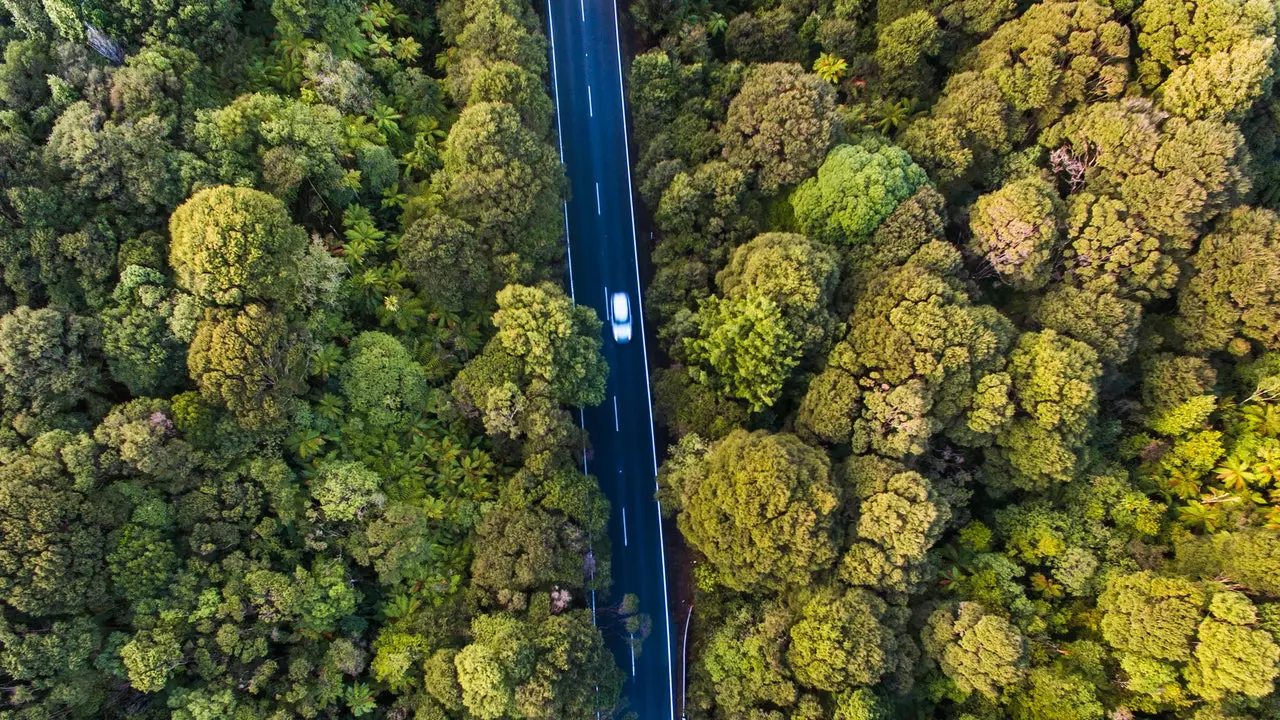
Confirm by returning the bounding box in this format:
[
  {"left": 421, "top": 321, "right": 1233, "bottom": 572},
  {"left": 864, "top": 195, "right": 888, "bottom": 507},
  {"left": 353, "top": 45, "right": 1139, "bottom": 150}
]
[
  {"left": 454, "top": 283, "right": 607, "bottom": 441},
  {"left": 339, "top": 331, "right": 429, "bottom": 428},
  {"left": 194, "top": 93, "right": 349, "bottom": 206},
  {"left": 721, "top": 63, "right": 841, "bottom": 193},
  {"left": 787, "top": 586, "right": 905, "bottom": 690},
  {"left": 791, "top": 141, "right": 930, "bottom": 246},
  {"left": 467, "top": 61, "right": 554, "bottom": 137},
  {"left": 400, "top": 213, "right": 491, "bottom": 313},
  {"left": 311, "top": 460, "right": 383, "bottom": 522},
  {"left": 0, "top": 431, "right": 111, "bottom": 617},
  {"left": 1161, "top": 38, "right": 1276, "bottom": 121},
  {"left": 716, "top": 233, "right": 840, "bottom": 358},
  {"left": 120, "top": 628, "right": 183, "bottom": 693},
  {"left": 983, "top": 330, "right": 1101, "bottom": 493},
  {"left": 1032, "top": 285, "right": 1142, "bottom": 365},
  {"left": 796, "top": 242, "right": 1014, "bottom": 455},
  {"left": 45, "top": 102, "right": 188, "bottom": 223},
  {"left": 1176, "top": 206, "right": 1280, "bottom": 354},
  {"left": 1099, "top": 572, "right": 1204, "bottom": 663},
  {"left": 444, "top": 0, "right": 547, "bottom": 105},
  {"left": 837, "top": 456, "right": 951, "bottom": 593},
  {"left": 433, "top": 103, "right": 563, "bottom": 284},
  {"left": 922, "top": 601, "right": 1027, "bottom": 699},
  {"left": 1041, "top": 99, "right": 1248, "bottom": 257},
  {"left": 968, "top": 176, "right": 1063, "bottom": 291},
  {"left": 101, "top": 266, "right": 188, "bottom": 397},
  {"left": 874, "top": 11, "right": 941, "bottom": 95},
  {"left": 683, "top": 294, "right": 802, "bottom": 412},
  {"left": 1133, "top": 0, "right": 1276, "bottom": 87},
  {"left": 700, "top": 599, "right": 798, "bottom": 714},
  {"left": 661, "top": 429, "right": 839, "bottom": 592},
  {"left": 0, "top": 305, "right": 102, "bottom": 435},
  {"left": 168, "top": 186, "right": 308, "bottom": 307},
  {"left": 187, "top": 303, "right": 305, "bottom": 430}
]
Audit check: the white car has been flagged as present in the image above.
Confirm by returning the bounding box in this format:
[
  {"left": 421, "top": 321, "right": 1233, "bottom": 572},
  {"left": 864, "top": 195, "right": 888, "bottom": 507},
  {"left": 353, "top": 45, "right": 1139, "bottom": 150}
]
[{"left": 610, "top": 291, "right": 632, "bottom": 344}]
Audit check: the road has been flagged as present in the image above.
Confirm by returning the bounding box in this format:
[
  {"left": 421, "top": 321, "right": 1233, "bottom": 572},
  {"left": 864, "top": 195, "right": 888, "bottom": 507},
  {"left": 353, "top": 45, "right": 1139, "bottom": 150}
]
[{"left": 543, "top": 1, "right": 676, "bottom": 719}]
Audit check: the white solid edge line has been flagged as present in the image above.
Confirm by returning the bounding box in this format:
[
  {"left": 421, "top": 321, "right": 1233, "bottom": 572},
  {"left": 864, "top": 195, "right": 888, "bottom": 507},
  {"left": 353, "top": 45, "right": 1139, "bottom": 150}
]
[
  {"left": 609, "top": 0, "right": 677, "bottom": 717},
  {"left": 545, "top": 2, "right": 576, "bottom": 303}
]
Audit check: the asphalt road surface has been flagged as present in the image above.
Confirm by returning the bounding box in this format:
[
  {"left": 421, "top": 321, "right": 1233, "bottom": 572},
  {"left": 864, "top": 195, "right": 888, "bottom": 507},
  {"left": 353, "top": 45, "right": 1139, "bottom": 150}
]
[{"left": 544, "top": 1, "right": 676, "bottom": 718}]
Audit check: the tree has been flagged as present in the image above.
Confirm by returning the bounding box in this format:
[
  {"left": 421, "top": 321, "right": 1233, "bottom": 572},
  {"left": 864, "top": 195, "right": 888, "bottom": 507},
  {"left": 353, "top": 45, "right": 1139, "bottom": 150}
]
[
  {"left": 1098, "top": 572, "right": 1204, "bottom": 663},
  {"left": 1176, "top": 207, "right": 1280, "bottom": 354},
  {"left": 400, "top": 213, "right": 491, "bottom": 313},
  {"left": 454, "top": 283, "right": 607, "bottom": 442},
  {"left": 339, "top": 332, "right": 429, "bottom": 428},
  {"left": 1033, "top": 285, "right": 1142, "bottom": 365},
  {"left": 311, "top": 460, "right": 383, "bottom": 522},
  {"left": 93, "top": 398, "right": 194, "bottom": 480},
  {"left": 791, "top": 141, "right": 930, "bottom": 246},
  {"left": 837, "top": 457, "right": 951, "bottom": 593},
  {"left": 0, "top": 305, "right": 101, "bottom": 435},
  {"left": 168, "top": 186, "right": 308, "bottom": 307},
  {"left": 45, "top": 101, "right": 188, "bottom": 223},
  {"left": 983, "top": 330, "right": 1101, "bottom": 493},
  {"left": 1060, "top": 192, "right": 1181, "bottom": 302},
  {"left": 922, "top": 601, "right": 1027, "bottom": 699},
  {"left": 683, "top": 294, "right": 802, "bottom": 412},
  {"left": 1041, "top": 99, "right": 1248, "bottom": 256},
  {"left": 101, "top": 265, "right": 188, "bottom": 397},
  {"left": 195, "top": 94, "right": 350, "bottom": 205},
  {"left": 1133, "top": 0, "right": 1276, "bottom": 87},
  {"left": 972, "top": 0, "right": 1130, "bottom": 128},
  {"left": 725, "top": 8, "right": 806, "bottom": 64},
  {"left": 120, "top": 628, "right": 183, "bottom": 693},
  {"left": 1187, "top": 607, "right": 1280, "bottom": 701},
  {"left": 654, "top": 161, "right": 757, "bottom": 263},
  {"left": 444, "top": 0, "right": 548, "bottom": 104},
  {"left": 1011, "top": 667, "right": 1106, "bottom": 720},
  {"left": 796, "top": 242, "right": 1014, "bottom": 455},
  {"left": 1161, "top": 38, "right": 1276, "bottom": 121},
  {"left": 455, "top": 614, "right": 535, "bottom": 719},
  {"left": 0, "top": 431, "right": 111, "bottom": 617},
  {"left": 968, "top": 176, "right": 1063, "bottom": 291},
  {"left": 813, "top": 53, "right": 848, "bottom": 84},
  {"left": 467, "top": 61, "right": 554, "bottom": 137},
  {"left": 700, "top": 600, "right": 798, "bottom": 714},
  {"left": 716, "top": 233, "right": 840, "bottom": 358},
  {"left": 874, "top": 11, "right": 941, "bottom": 95},
  {"left": 187, "top": 303, "right": 305, "bottom": 430},
  {"left": 433, "top": 103, "right": 563, "bottom": 284},
  {"left": 651, "top": 366, "right": 748, "bottom": 441},
  {"left": 787, "top": 586, "right": 904, "bottom": 691},
  {"left": 721, "top": 63, "right": 841, "bottom": 193},
  {"left": 661, "top": 429, "right": 838, "bottom": 592}
]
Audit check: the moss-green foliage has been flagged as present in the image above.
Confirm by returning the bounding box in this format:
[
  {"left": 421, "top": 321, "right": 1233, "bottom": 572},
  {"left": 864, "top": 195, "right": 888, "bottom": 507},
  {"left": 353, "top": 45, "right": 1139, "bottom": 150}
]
[
  {"left": 0, "top": 0, "right": 632, "bottom": 712},
  {"left": 12, "top": 0, "right": 1280, "bottom": 712},
  {"left": 792, "top": 141, "right": 930, "bottom": 246},
  {"left": 1177, "top": 207, "right": 1280, "bottom": 354},
  {"left": 923, "top": 601, "right": 1027, "bottom": 699},
  {"left": 722, "top": 62, "right": 841, "bottom": 193},
  {"left": 662, "top": 429, "right": 839, "bottom": 591},
  {"left": 168, "top": 186, "right": 308, "bottom": 307},
  {"left": 968, "top": 176, "right": 1062, "bottom": 291}
]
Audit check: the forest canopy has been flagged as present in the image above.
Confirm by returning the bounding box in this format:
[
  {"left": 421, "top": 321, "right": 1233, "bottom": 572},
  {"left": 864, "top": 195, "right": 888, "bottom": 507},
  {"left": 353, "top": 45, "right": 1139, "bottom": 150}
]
[{"left": 634, "top": 0, "right": 1280, "bottom": 716}]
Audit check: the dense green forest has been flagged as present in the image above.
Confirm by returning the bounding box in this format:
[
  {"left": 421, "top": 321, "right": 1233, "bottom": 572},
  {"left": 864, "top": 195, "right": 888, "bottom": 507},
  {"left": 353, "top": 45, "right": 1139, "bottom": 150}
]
[
  {"left": 0, "top": 0, "right": 644, "bottom": 717},
  {"left": 630, "top": 0, "right": 1280, "bottom": 717}
]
